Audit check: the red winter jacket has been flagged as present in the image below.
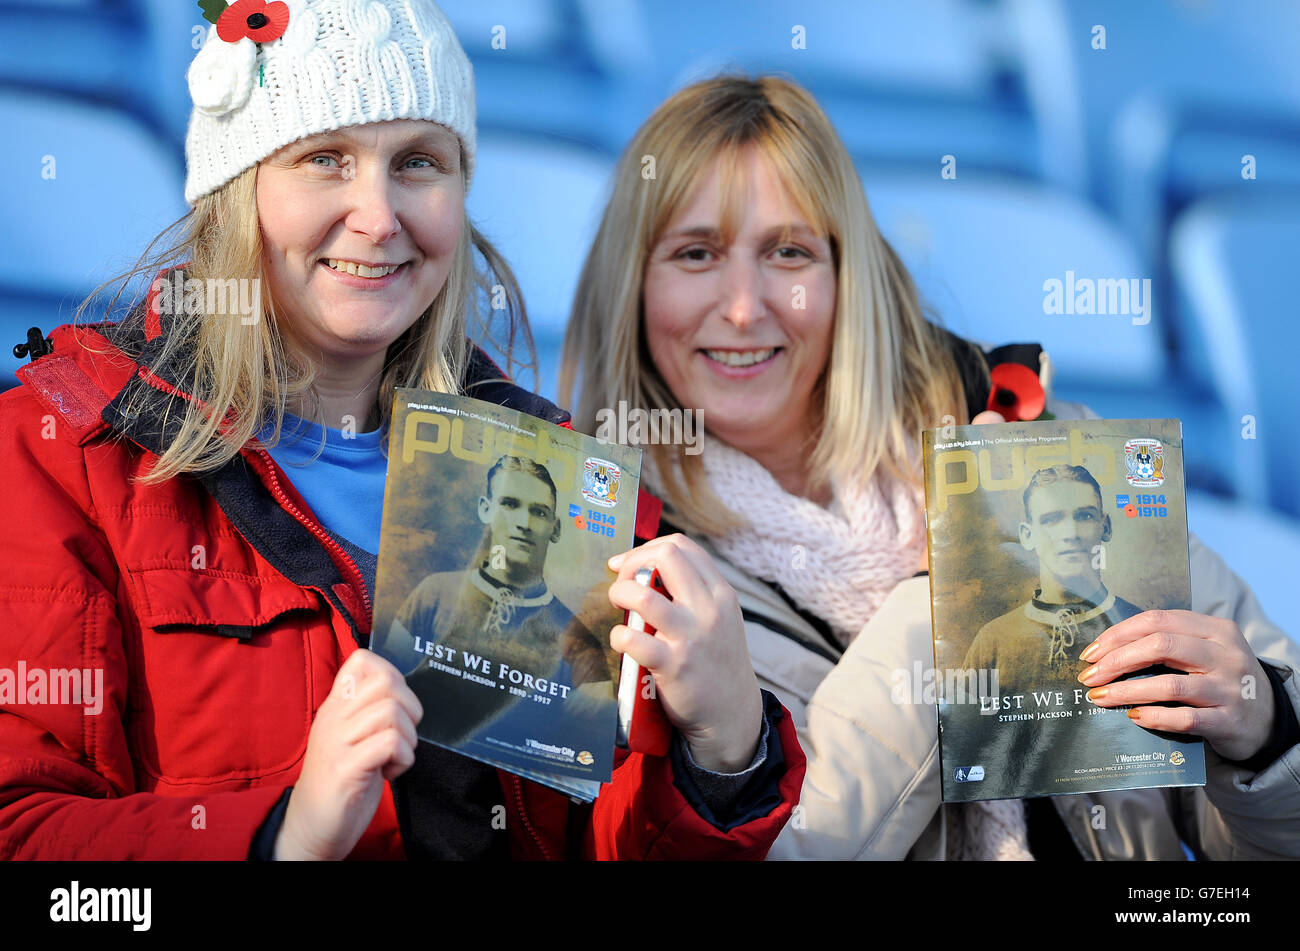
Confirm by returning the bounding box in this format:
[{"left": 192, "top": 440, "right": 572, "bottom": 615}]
[{"left": 0, "top": 301, "right": 805, "bottom": 860}]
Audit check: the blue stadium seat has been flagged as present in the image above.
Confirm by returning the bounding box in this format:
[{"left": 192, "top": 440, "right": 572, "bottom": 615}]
[
  {"left": 1187, "top": 492, "right": 1300, "bottom": 643},
  {"left": 448, "top": 1, "right": 634, "bottom": 153},
  {"left": 1, "top": 87, "right": 187, "bottom": 386},
  {"left": 862, "top": 169, "right": 1163, "bottom": 381},
  {"left": 468, "top": 57, "right": 630, "bottom": 154},
  {"left": 626, "top": 0, "right": 1002, "bottom": 94},
  {"left": 614, "top": 0, "right": 1039, "bottom": 177},
  {"left": 0, "top": 2, "right": 138, "bottom": 113},
  {"left": 1109, "top": 97, "right": 1300, "bottom": 278},
  {"left": 137, "top": 0, "right": 208, "bottom": 150},
  {"left": 1011, "top": 0, "right": 1300, "bottom": 204},
  {"left": 860, "top": 167, "right": 1231, "bottom": 495},
  {"left": 1169, "top": 192, "right": 1300, "bottom": 517},
  {"left": 441, "top": 1, "right": 568, "bottom": 57},
  {"left": 466, "top": 132, "right": 614, "bottom": 399}
]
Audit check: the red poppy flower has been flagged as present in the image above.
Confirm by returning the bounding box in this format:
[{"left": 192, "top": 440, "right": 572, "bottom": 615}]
[
  {"left": 217, "top": 0, "right": 290, "bottom": 44},
  {"left": 986, "top": 362, "right": 1046, "bottom": 421}
]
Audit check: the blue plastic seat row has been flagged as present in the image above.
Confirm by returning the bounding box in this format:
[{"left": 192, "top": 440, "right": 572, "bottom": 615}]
[{"left": 0, "top": 85, "right": 186, "bottom": 384}]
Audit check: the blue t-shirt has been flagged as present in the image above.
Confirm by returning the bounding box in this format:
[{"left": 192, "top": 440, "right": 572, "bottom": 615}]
[{"left": 258, "top": 411, "right": 387, "bottom": 557}]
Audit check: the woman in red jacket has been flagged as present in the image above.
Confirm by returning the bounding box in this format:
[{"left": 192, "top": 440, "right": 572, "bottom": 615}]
[{"left": 0, "top": 0, "right": 803, "bottom": 860}]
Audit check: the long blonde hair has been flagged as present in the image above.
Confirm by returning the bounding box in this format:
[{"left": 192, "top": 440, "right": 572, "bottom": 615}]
[
  {"left": 559, "top": 75, "right": 974, "bottom": 536},
  {"left": 74, "top": 140, "right": 532, "bottom": 486}
]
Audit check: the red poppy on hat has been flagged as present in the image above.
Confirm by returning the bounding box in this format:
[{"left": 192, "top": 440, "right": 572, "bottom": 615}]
[
  {"left": 986, "top": 362, "right": 1047, "bottom": 421},
  {"left": 199, "top": 0, "right": 290, "bottom": 44}
]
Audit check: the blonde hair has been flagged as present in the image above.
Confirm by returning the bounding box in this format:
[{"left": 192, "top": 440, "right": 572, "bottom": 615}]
[
  {"left": 73, "top": 140, "right": 532, "bottom": 486},
  {"left": 559, "top": 75, "right": 975, "bottom": 536}
]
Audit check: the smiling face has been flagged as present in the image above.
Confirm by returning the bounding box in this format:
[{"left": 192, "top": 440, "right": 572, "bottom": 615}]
[
  {"left": 478, "top": 468, "right": 561, "bottom": 584},
  {"left": 255, "top": 119, "right": 464, "bottom": 365},
  {"left": 1020, "top": 477, "right": 1112, "bottom": 597},
  {"left": 642, "top": 146, "right": 836, "bottom": 461}
]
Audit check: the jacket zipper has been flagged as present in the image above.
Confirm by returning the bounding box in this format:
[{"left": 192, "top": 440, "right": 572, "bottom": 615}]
[
  {"left": 509, "top": 773, "right": 553, "bottom": 861},
  {"left": 251, "top": 447, "right": 373, "bottom": 625},
  {"left": 132, "top": 365, "right": 373, "bottom": 630}
]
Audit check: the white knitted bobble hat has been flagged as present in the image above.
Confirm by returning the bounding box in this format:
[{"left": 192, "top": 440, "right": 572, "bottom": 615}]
[{"left": 184, "top": 0, "right": 475, "bottom": 205}]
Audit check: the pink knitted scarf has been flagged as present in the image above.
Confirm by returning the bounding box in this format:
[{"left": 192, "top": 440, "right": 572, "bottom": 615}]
[{"left": 692, "top": 432, "right": 926, "bottom": 647}]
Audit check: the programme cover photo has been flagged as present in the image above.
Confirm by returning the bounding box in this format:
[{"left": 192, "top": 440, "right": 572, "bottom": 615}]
[
  {"left": 369, "top": 389, "right": 641, "bottom": 799},
  {"left": 923, "top": 418, "right": 1205, "bottom": 802}
]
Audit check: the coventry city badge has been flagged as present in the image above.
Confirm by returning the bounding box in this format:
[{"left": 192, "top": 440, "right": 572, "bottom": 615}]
[
  {"left": 582, "top": 458, "right": 621, "bottom": 508},
  {"left": 1124, "top": 438, "right": 1165, "bottom": 487}
]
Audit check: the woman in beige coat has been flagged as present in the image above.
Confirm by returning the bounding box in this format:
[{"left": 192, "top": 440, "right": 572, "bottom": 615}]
[{"left": 560, "top": 75, "right": 1300, "bottom": 859}]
